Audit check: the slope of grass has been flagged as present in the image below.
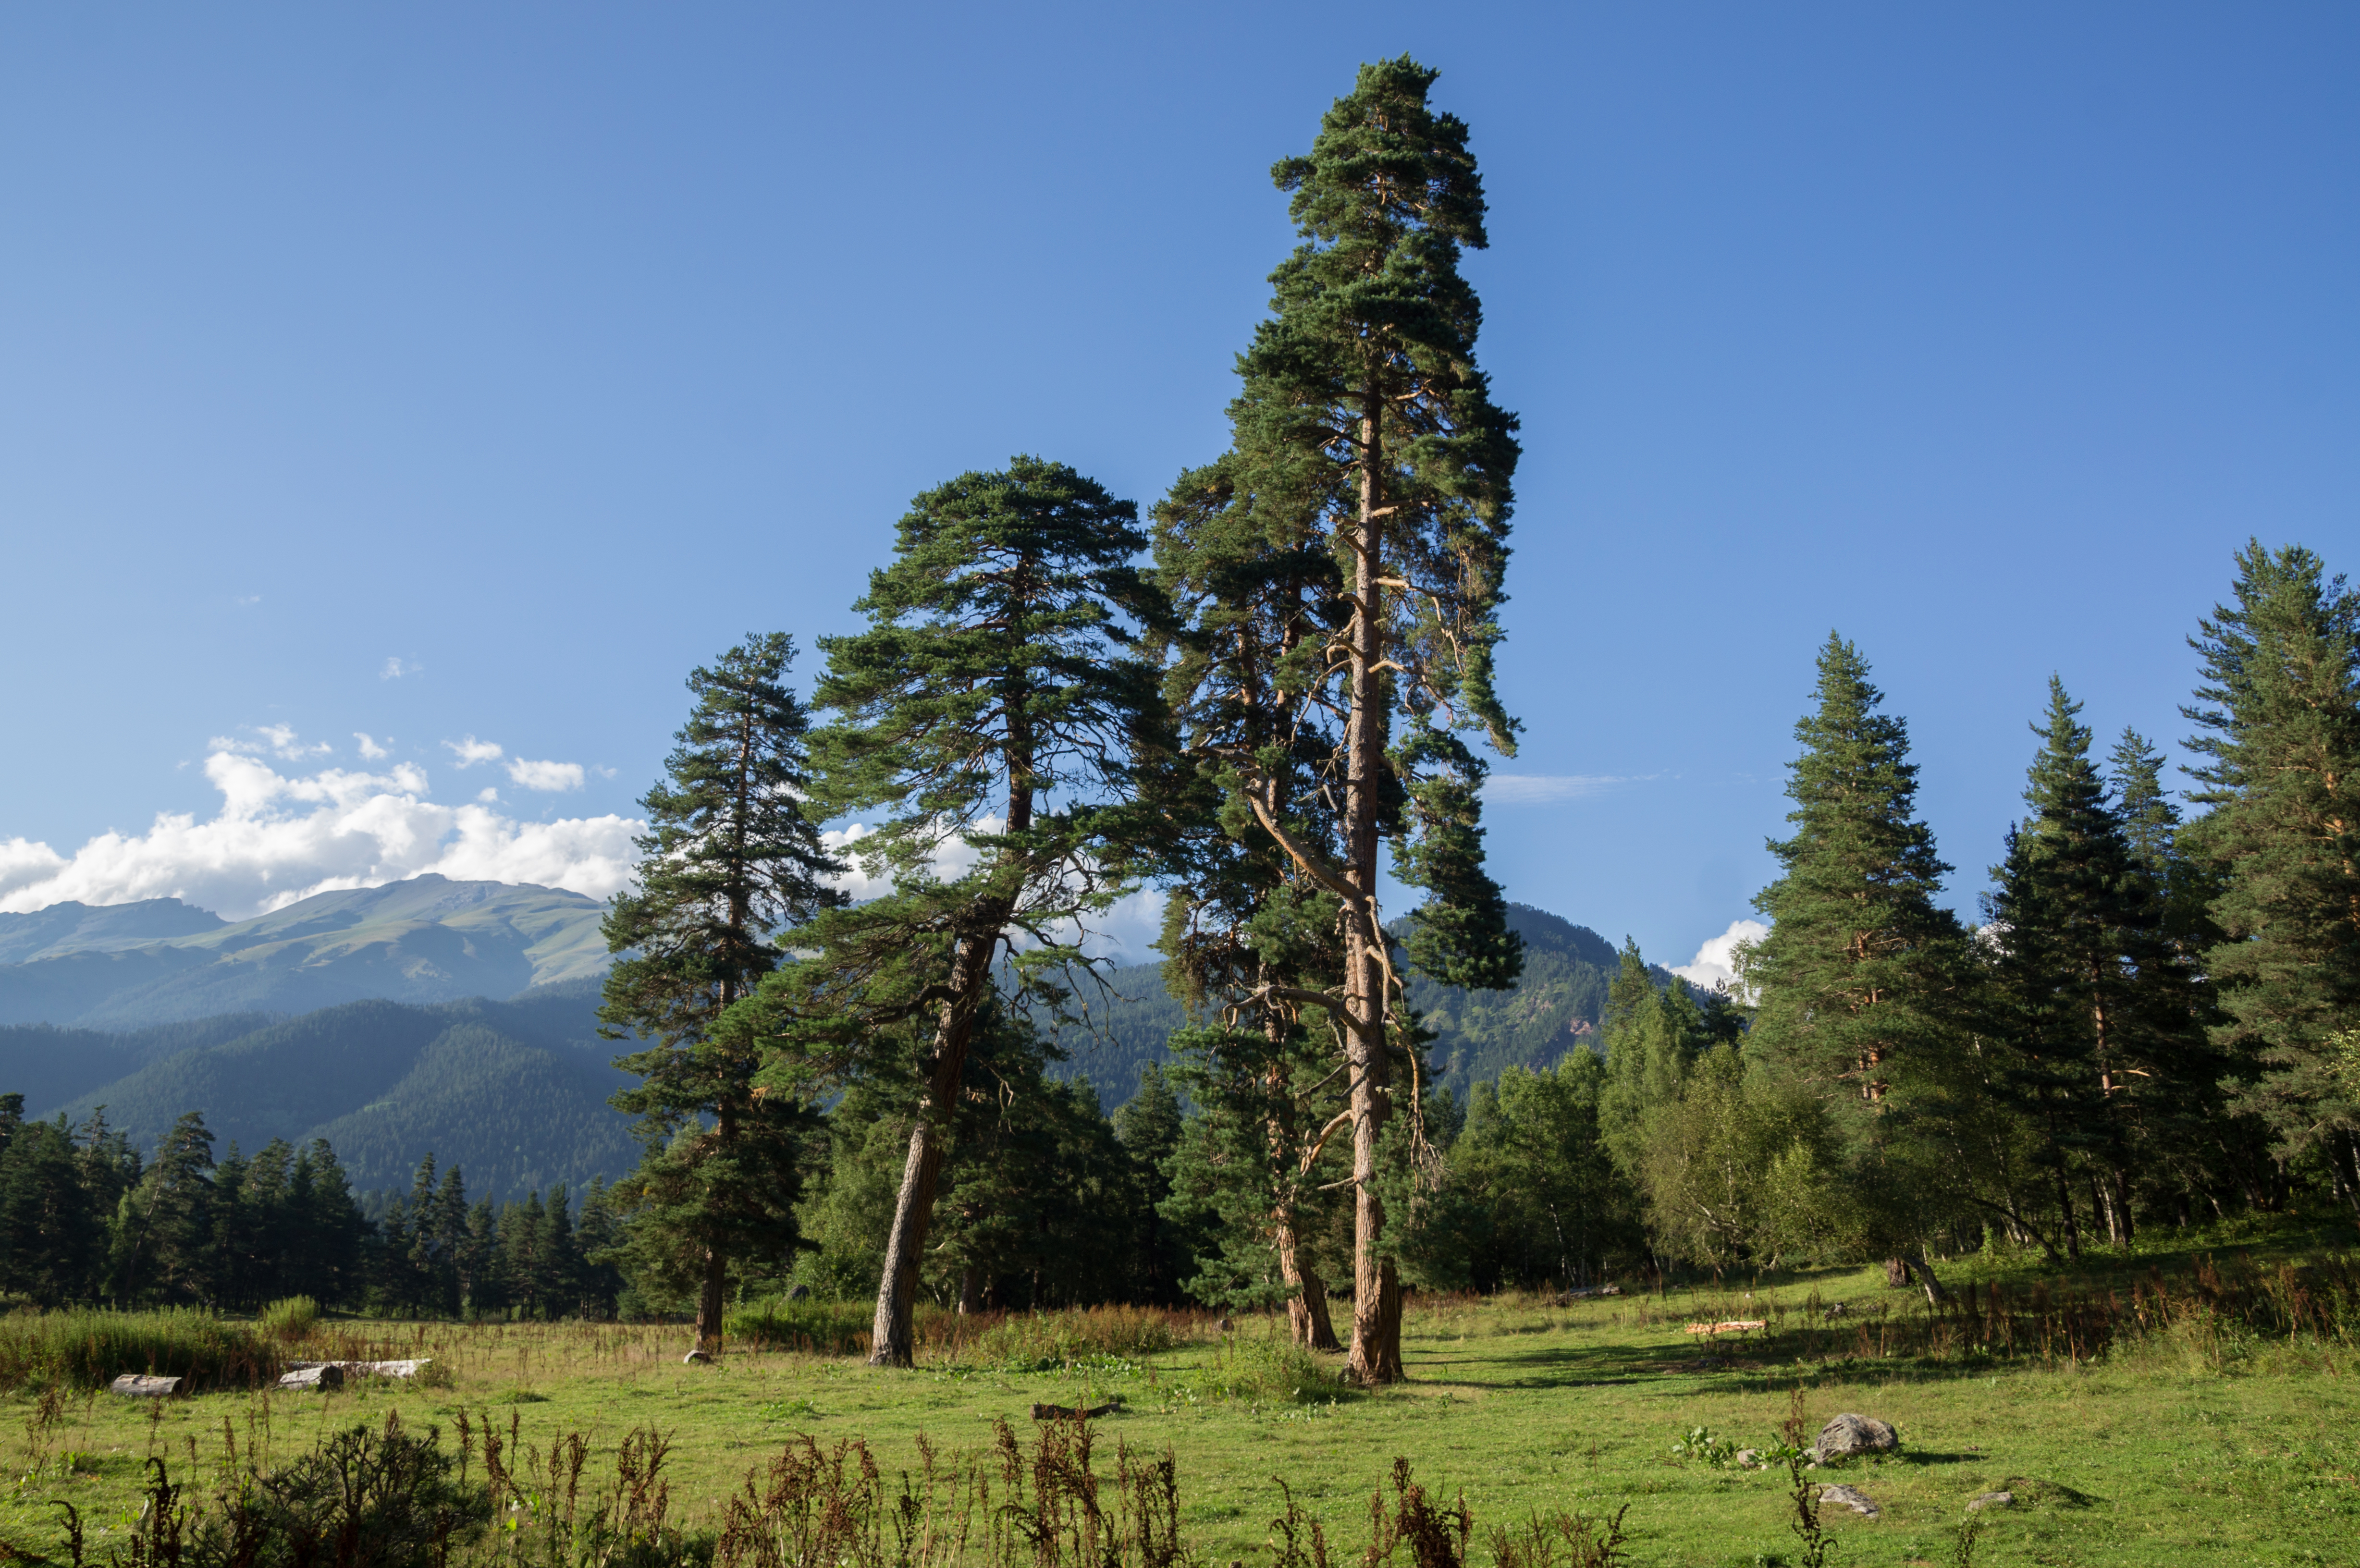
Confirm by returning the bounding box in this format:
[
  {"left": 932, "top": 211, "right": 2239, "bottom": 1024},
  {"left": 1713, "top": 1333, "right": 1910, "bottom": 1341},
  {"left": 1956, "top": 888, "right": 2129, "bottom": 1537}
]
[{"left": 0, "top": 1229, "right": 2354, "bottom": 1564}]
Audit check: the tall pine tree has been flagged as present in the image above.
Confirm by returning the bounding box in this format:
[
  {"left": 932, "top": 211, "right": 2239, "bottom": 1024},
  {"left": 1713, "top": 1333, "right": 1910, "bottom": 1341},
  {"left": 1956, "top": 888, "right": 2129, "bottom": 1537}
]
[
  {"left": 747, "top": 457, "right": 1164, "bottom": 1366},
  {"left": 2184, "top": 541, "right": 2360, "bottom": 1216},
  {"left": 1164, "top": 55, "right": 1523, "bottom": 1385},
  {"left": 602, "top": 632, "right": 844, "bottom": 1359}
]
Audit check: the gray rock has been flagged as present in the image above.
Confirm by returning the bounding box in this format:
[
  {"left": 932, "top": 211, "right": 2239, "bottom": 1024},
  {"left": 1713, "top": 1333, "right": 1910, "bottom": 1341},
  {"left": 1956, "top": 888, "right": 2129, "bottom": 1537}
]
[
  {"left": 1818, "top": 1484, "right": 1880, "bottom": 1519},
  {"left": 1734, "top": 1448, "right": 1765, "bottom": 1470},
  {"left": 1967, "top": 1490, "right": 2014, "bottom": 1511},
  {"left": 1812, "top": 1413, "right": 1899, "bottom": 1462},
  {"left": 276, "top": 1365, "right": 344, "bottom": 1391},
  {"left": 787, "top": 1284, "right": 811, "bottom": 1302},
  {"left": 108, "top": 1374, "right": 181, "bottom": 1398}
]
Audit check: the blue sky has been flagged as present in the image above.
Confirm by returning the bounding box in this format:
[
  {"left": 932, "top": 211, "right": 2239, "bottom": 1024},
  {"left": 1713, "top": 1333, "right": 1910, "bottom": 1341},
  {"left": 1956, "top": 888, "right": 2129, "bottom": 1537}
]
[{"left": 1, "top": 4, "right": 2353, "bottom": 975}]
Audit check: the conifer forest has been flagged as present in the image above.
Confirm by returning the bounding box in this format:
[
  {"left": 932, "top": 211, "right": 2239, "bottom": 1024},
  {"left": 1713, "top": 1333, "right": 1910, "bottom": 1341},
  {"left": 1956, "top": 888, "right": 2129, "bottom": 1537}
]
[{"left": 1, "top": 53, "right": 2357, "bottom": 1566}]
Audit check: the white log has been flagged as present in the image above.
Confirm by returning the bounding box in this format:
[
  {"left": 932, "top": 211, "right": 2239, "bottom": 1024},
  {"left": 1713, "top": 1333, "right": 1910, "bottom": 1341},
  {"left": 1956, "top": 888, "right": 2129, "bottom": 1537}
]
[{"left": 108, "top": 1374, "right": 181, "bottom": 1398}]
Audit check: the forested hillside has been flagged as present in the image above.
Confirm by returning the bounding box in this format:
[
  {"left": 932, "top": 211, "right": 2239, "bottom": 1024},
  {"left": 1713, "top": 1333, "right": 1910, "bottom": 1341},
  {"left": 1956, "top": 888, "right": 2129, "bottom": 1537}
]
[{"left": 4, "top": 981, "right": 633, "bottom": 1200}]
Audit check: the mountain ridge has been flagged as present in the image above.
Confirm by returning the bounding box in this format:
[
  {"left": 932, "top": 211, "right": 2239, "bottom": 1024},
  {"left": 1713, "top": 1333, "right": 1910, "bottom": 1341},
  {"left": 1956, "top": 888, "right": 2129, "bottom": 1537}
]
[{"left": 0, "top": 876, "right": 612, "bottom": 1027}]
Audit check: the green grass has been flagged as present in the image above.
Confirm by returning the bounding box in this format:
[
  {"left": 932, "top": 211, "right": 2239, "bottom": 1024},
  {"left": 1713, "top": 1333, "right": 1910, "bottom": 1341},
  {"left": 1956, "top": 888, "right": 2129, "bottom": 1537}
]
[
  {"left": 1, "top": 1226, "right": 2356, "bottom": 1564},
  {"left": 0, "top": 1307, "right": 273, "bottom": 1393}
]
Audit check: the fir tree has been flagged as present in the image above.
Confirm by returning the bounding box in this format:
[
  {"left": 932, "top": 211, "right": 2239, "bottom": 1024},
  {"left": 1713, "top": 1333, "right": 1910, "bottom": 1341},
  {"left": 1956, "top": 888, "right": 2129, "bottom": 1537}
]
[
  {"left": 1743, "top": 635, "right": 1965, "bottom": 1286},
  {"left": 2184, "top": 541, "right": 2360, "bottom": 1214},
  {"left": 1165, "top": 55, "right": 1523, "bottom": 1384},
  {"left": 748, "top": 457, "right": 1162, "bottom": 1366},
  {"left": 602, "top": 632, "right": 844, "bottom": 1358}
]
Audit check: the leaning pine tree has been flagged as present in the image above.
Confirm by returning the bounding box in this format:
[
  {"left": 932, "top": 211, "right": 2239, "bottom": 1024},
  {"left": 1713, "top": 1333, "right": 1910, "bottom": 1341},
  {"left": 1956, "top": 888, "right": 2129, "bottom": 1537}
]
[
  {"left": 2183, "top": 540, "right": 2360, "bottom": 1218},
  {"left": 1741, "top": 634, "right": 1965, "bottom": 1296},
  {"left": 1161, "top": 57, "right": 1525, "bottom": 1383},
  {"left": 600, "top": 633, "right": 844, "bottom": 1360},
  {"left": 743, "top": 457, "right": 1164, "bottom": 1368}
]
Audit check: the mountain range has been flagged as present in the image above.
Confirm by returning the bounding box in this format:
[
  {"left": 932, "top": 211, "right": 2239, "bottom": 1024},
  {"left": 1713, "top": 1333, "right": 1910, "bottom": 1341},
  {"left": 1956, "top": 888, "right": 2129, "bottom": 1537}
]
[
  {"left": 0, "top": 876, "right": 611, "bottom": 1029},
  {"left": 0, "top": 877, "right": 1658, "bottom": 1198}
]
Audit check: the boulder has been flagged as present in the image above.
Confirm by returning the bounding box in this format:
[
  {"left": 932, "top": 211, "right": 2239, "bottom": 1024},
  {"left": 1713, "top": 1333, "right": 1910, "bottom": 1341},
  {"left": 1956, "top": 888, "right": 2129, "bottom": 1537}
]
[
  {"left": 108, "top": 1374, "right": 181, "bottom": 1398},
  {"left": 277, "top": 1365, "right": 344, "bottom": 1391},
  {"left": 787, "top": 1284, "right": 811, "bottom": 1302},
  {"left": 1967, "top": 1490, "right": 2013, "bottom": 1511},
  {"left": 1812, "top": 1413, "right": 1898, "bottom": 1463},
  {"left": 1818, "top": 1484, "right": 1880, "bottom": 1519}
]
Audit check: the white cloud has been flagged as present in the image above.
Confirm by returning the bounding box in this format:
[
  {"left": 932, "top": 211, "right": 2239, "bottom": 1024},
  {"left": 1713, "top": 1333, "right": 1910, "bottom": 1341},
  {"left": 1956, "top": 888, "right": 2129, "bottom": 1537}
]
[
  {"left": 0, "top": 740, "right": 642, "bottom": 920},
  {"left": 505, "top": 758, "right": 586, "bottom": 793},
  {"left": 444, "top": 735, "right": 504, "bottom": 768},
  {"left": 1671, "top": 918, "right": 1770, "bottom": 995},
  {"left": 208, "top": 724, "right": 333, "bottom": 763},
  {"left": 477, "top": 787, "right": 501, "bottom": 804},
  {"left": 1483, "top": 774, "right": 1640, "bottom": 805},
  {"left": 354, "top": 733, "right": 390, "bottom": 760},
  {"left": 381, "top": 657, "right": 419, "bottom": 680}
]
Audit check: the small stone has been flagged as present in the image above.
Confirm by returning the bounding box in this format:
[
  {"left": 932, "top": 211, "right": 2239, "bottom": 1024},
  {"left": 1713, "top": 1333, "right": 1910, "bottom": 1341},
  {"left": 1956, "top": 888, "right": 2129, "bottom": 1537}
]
[
  {"left": 1734, "top": 1448, "right": 1765, "bottom": 1470},
  {"left": 1812, "top": 1413, "right": 1899, "bottom": 1463},
  {"left": 1967, "top": 1490, "right": 2014, "bottom": 1511},
  {"left": 1819, "top": 1483, "right": 1880, "bottom": 1518}
]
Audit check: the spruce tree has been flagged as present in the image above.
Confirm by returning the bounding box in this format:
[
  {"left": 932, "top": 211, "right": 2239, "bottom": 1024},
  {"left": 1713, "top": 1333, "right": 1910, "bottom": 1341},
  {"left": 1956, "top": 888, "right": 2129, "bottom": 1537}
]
[
  {"left": 602, "top": 632, "right": 844, "bottom": 1358},
  {"left": 746, "top": 457, "right": 1163, "bottom": 1366},
  {"left": 1744, "top": 635, "right": 1965, "bottom": 1285},
  {"left": 2184, "top": 540, "right": 2360, "bottom": 1215},
  {"left": 1983, "top": 682, "right": 2219, "bottom": 1248},
  {"left": 1163, "top": 55, "right": 1523, "bottom": 1384}
]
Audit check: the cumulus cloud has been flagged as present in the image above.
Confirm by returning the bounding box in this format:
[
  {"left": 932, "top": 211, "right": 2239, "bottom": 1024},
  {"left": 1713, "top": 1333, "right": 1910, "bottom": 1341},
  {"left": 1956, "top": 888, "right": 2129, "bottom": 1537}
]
[
  {"left": 1671, "top": 918, "right": 1770, "bottom": 996},
  {"left": 354, "top": 734, "right": 390, "bottom": 760},
  {"left": 0, "top": 733, "right": 641, "bottom": 920},
  {"left": 444, "top": 736, "right": 504, "bottom": 768},
  {"left": 1483, "top": 774, "right": 1641, "bottom": 805},
  {"left": 506, "top": 758, "right": 586, "bottom": 793},
  {"left": 381, "top": 657, "right": 419, "bottom": 680}
]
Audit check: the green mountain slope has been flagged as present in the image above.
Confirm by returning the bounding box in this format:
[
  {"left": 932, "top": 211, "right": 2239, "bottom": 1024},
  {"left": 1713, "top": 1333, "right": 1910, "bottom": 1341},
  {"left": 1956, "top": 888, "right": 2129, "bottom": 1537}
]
[
  {"left": 1050, "top": 905, "right": 1671, "bottom": 1107},
  {"left": 0, "top": 898, "right": 224, "bottom": 963},
  {"left": 0, "top": 876, "right": 613, "bottom": 1027},
  {"left": 31, "top": 983, "right": 634, "bottom": 1200}
]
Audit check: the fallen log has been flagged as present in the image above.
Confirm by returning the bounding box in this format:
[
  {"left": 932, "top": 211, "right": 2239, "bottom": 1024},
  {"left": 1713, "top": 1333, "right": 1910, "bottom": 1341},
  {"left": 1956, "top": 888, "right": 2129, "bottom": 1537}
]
[
  {"left": 108, "top": 1374, "right": 181, "bottom": 1398},
  {"left": 277, "top": 1364, "right": 344, "bottom": 1391},
  {"left": 283, "top": 1359, "right": 431, "bottom": 1381},
  {"left": 1030, "top": 1400, "right": 1121, "bottom": 1421}
]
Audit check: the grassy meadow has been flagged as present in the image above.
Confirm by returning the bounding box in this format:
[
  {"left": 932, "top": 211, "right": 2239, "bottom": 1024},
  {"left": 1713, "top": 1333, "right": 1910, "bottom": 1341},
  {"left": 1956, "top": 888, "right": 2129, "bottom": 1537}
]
[{"left": 0, "top": 1227, "right": 2355, "bottom": 1565}]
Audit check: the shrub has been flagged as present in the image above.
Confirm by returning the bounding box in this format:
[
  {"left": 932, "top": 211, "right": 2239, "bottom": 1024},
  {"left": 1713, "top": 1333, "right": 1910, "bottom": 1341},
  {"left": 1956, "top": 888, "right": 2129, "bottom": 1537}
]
[
  {"left": 727, "top": 1295, "right": 874, "bottom": 1356},
  {"left": 0, "top": 1307, "right": 273, "bottom": 1392},
  {"left": 932, "top": 1306, "right": 1214, "bottom": 1368},
  {"left": 259, "top": 1294, "right": 321, "bottom": 1343}
]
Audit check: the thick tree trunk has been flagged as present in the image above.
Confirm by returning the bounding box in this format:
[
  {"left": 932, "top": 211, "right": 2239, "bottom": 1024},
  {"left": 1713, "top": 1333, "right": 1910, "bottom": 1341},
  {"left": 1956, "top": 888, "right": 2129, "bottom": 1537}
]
[
  {"left": 691, "top": 1246, "right": 726, "bottom": 1360},
  {"left": 1341, "top": 389, "right": 1401, "bottom": 1387},
  {"left": 1278, "top": 1217, "right": 1340, "bottom": 1351},
  {"left": 869, "top": 932, "right": 994, "bottom": 1367}
]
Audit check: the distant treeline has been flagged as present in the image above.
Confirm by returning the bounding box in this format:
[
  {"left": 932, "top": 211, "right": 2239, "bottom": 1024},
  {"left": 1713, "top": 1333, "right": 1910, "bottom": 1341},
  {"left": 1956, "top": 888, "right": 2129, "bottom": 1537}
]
[{"left": 0, "top": 1097, "right": 628, "bottom": 1318}]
